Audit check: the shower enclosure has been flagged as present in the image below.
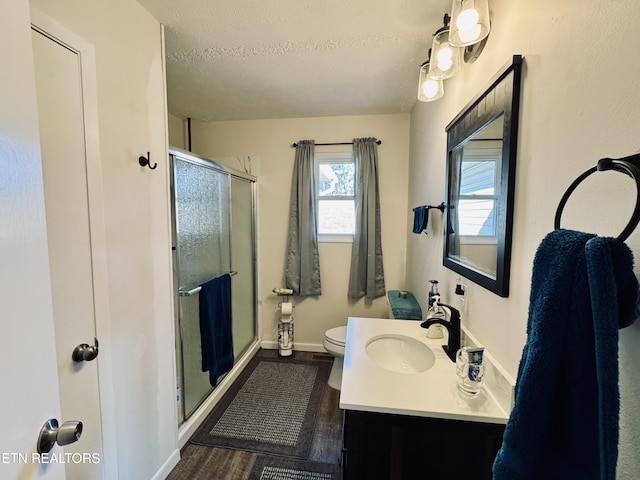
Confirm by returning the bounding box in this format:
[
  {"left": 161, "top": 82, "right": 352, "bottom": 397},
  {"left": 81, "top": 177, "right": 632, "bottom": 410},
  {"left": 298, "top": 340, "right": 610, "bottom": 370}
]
[{"left": 170, "top": 148, "right": 258, "bottom": 425}]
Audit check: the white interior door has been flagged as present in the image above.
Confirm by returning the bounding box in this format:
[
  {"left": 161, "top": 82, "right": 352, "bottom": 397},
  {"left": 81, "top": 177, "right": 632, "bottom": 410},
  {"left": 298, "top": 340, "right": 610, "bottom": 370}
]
[
  {"left": 31, "top": 21, "right": 105, "bottom": 480},
  {"left": 0, "top": 1, "right": 64, "bottom": 479}
]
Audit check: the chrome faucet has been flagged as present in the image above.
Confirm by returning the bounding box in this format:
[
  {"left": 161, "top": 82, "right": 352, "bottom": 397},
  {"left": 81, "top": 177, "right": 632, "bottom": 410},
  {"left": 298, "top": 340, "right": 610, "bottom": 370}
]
[{"left": 420, "top": 303, "right": 461, "bottom": 362}]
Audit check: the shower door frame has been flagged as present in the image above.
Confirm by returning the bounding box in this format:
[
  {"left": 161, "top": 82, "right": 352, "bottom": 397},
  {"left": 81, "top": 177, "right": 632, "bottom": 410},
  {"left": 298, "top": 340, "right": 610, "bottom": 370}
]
[{"left": 169, "top": 147, "right": 260, "bottom": 441}]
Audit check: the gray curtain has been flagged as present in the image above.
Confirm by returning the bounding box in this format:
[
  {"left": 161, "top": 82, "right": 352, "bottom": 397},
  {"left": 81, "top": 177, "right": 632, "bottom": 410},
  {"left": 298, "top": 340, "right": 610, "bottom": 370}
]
[
  {"left": 285, "top": 140, "right": 321, "bottom": 296},
  {"left": 348, "top": 138, "right": 386, "bottom": 299}
]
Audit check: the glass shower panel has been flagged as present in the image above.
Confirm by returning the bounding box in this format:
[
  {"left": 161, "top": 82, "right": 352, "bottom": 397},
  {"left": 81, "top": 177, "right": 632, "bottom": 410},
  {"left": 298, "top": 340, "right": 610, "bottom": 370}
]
[
  {"left": 174, "top": 159, "right": 231, "bottom": 288},
  {"left": 231, "top": 177, "right": 256, "bottom": 358},
  {"left": 174, "top": 157, "right": 231, "bottom": 419},
  {"left": 178, "top": 295, "right": 205, "bottom": 418}
]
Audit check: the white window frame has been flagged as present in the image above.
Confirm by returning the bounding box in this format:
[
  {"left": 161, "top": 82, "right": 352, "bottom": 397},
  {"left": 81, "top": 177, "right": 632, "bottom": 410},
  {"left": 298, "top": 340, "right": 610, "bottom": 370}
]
[{"left": 315, "top": 151, "right": 355, "bottom": 243}]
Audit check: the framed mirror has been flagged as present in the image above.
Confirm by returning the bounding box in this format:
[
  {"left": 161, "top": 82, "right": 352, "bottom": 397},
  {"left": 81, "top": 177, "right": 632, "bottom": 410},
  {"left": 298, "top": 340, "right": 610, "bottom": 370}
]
[{"left": 444, "top": 55, "right": 523, "bottom": 297}]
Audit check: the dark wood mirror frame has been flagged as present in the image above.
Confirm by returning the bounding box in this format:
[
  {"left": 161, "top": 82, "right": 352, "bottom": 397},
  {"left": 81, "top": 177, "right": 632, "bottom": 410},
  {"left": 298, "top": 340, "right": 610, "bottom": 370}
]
[{"left": 443, "top": 55, "right": 523, "bottom": 297}]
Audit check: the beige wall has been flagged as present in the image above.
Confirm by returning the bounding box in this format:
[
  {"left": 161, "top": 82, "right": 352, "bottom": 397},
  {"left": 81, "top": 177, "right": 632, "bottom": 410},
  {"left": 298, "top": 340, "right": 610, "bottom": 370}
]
[
  {"left": 28, "top": 0, "right": 178, "bottom": 478},
  {"left": 189, "top": 114, "right": 411, "bottom": 348},
  {"left": 407, "top": 0, "right": 640, "bottom": 477},
  {"left": 168, "top": 113, "right": 186, "bottom": 150}
]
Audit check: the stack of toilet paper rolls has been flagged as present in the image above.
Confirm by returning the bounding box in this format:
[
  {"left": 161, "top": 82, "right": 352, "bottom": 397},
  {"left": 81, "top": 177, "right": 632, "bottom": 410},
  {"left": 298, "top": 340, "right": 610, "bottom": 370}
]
[{"left": 278, "top": 302, "right": 293, "bottom": 356}]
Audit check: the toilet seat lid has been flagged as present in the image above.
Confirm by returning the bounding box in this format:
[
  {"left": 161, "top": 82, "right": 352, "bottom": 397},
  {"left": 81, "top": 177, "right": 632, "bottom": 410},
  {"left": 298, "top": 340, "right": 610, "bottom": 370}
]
[{"left": 325, "top": 326, "right": 347, "bottom": 346}]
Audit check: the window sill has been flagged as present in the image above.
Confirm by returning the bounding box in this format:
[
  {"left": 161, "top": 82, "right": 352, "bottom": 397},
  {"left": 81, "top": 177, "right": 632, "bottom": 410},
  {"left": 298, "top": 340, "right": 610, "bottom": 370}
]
[
  {"left": 459, "top": 235, "right": 498, "bottom": 245},
  {"left": 319, "top": 234, "right": 354, "bottom": 243}
]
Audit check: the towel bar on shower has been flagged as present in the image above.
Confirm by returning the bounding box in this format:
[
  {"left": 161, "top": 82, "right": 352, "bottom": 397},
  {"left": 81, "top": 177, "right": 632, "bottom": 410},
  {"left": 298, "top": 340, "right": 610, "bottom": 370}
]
[
  {"left": 178, "top": 271, "right": 238, "bottom": 297},
  {"left": 554, "top": 153, "right": 640, "bottom": 244}
]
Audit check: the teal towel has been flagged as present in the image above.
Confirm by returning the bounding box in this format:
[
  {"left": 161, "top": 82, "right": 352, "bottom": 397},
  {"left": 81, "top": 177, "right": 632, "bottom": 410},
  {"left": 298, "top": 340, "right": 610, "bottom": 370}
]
[
  {"left": 493, "top": 230, "right": 639, "bottom": 480},
  {"left": 387, "top": 290, "right": 422, "bottom": 320}
]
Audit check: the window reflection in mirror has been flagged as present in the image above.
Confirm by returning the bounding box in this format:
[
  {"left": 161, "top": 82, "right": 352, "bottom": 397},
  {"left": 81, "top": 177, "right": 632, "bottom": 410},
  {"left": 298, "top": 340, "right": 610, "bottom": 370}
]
[{"left": 447, "top": 114, "right": 504, "bottom": 279}]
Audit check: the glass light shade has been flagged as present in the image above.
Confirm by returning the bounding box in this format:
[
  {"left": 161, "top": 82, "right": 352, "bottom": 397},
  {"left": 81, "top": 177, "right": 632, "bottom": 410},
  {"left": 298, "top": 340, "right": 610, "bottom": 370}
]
[
  {"left": 417, "top": 64, "right": 444, "bottom": 102},
  {"left": 449, "top": 0, "right": 491, "bottom": 47},
  {"left": 428, "top": 28, "right": 461, "bottom": 80}
]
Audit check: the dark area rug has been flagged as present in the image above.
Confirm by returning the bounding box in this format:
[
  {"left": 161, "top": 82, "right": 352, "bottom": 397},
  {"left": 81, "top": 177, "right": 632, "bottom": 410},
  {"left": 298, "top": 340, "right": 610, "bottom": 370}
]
[
  {"left": 249, "top": 455, "right": 339, "bottom": 480},
  {"left": 190, "top": 355, "right": 330, "bottom": 459}
]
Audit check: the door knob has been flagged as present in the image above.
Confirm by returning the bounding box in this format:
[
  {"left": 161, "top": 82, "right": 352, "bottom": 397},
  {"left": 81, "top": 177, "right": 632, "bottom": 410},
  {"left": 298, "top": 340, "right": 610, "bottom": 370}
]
[
  {"left": 72, "top": 338, "right": 99, "bottom": 362},
  {"left": 38, "top": 419, "right": 83, "bottom": 454}
]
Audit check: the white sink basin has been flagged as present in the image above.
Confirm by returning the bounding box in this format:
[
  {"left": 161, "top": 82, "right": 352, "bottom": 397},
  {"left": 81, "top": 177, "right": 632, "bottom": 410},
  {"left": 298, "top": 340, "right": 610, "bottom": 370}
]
[{"left": 365, "top": 334, "right": 435, "bottom": 374}]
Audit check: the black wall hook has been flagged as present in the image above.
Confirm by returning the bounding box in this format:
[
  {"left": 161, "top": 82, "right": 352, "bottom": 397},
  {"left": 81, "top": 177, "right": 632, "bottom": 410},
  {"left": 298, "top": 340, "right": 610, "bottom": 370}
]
[{"left": 138, "top": 152, "right": 157, "bottom": 170}]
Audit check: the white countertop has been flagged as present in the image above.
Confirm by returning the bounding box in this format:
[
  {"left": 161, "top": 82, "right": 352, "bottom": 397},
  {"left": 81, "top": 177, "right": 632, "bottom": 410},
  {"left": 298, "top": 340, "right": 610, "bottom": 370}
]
[{"left": 339, "top": 317, "right": 510, "bottom": 425}]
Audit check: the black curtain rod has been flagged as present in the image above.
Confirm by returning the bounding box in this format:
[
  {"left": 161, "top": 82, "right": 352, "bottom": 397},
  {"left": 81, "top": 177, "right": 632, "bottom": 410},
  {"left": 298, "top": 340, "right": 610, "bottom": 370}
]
[{"left": 291, "top": 140, "right": 382, "bottom": 148}]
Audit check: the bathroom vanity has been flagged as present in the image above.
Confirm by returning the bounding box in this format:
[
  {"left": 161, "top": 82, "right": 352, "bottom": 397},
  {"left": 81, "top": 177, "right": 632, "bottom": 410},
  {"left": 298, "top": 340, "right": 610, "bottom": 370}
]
[{"left": 339, "top": 317, "right": 513, "bottom": 480}]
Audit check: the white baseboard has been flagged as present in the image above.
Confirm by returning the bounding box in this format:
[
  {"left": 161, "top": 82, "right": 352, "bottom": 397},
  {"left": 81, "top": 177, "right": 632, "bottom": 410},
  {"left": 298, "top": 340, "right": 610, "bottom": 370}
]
[
  {"left": 260, "top": 340, "right": 326, "bottom": 353},
  {"left": 151, "top": 448, "right": 180, "bottom": 480}
]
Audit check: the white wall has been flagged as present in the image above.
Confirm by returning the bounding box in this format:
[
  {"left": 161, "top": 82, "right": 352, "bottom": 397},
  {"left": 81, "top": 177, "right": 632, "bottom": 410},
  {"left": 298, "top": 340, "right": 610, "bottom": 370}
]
[
  {"left": 407, "top": 0, "right": 640, "bottom": 477},
  {"left": 28, "top": 0, "right": 178, "bottom": 478},
  {"left": 189, "top": 114, "right": 411, "bottom": 348}
]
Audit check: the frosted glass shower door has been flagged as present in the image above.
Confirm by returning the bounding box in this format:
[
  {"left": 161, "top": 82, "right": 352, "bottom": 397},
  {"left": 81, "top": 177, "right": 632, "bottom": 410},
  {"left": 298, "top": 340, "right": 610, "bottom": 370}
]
[
  {"left": 231, "top": 176, "right": 256, "bottom": 357},
  {"left": 173, "top": 156, "right": 231, "bottom": 419}
]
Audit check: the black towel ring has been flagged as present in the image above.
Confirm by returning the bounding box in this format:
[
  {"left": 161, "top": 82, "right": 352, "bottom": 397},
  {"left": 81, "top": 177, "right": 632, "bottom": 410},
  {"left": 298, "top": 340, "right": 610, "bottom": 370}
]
[{"left": 554, "top": 153, "right": 640, "bottom": 244}]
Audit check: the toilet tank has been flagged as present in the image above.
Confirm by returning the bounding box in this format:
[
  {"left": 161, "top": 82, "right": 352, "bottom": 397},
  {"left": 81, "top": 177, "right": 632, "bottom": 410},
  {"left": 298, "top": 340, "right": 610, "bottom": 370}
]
[{"left": 386, "top": 290, "right": 422, "bottom": 320}]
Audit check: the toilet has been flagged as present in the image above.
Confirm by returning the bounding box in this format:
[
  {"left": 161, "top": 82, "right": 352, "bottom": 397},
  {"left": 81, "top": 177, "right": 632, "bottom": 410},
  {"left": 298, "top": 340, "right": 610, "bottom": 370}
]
[
  {"left": 323, "top": 326, "right": 347, "bottom": 390},
  {"left": 323, "top": 290, "right": 422, "bottom": 390}
]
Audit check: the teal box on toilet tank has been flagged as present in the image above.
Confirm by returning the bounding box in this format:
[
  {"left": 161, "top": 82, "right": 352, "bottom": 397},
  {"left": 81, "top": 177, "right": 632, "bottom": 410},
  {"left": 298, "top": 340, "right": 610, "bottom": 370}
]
[{"left": 387, "top": 290, "right": 422, "bottom": 320}]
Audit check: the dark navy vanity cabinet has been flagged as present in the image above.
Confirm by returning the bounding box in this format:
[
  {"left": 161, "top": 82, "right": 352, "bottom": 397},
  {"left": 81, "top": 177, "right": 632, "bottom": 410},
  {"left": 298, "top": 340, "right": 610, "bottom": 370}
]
[{"left": 342, "top": 409, "right": 504, "bottom": 480}]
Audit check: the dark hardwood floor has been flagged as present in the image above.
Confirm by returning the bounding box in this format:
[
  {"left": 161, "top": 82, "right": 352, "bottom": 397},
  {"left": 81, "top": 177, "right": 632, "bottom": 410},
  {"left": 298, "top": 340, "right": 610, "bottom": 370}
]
[{"left": 166, "top": 350, "right": 343, "bottom": 479}]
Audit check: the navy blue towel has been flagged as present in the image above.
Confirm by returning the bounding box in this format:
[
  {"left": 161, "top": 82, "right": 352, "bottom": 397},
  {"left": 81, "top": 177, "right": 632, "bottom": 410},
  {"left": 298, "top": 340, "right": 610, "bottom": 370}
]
[
  {"left": 199, "top": 273, "right": 234, "bottom": 387},
  {"left": 493, "top": 230, "right": 639, "bottom": 480},
  {"left": 412, "top": 206, "right": 430, "bottom": 234}
]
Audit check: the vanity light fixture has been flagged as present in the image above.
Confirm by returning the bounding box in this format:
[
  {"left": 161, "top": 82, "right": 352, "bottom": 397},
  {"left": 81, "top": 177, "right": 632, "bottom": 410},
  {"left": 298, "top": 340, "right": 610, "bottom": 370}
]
[
  {"left": 417, "top": 52, "right": 444, "bottom": 102},
  {"left": 449, "top": 0, "right": 491, "bottom": 47},
  {"left": 428, "top": 14, "right": 462, "bottom": 80},
  {"left": 417, "top": 9, "right": 490, "bottom": 103}
]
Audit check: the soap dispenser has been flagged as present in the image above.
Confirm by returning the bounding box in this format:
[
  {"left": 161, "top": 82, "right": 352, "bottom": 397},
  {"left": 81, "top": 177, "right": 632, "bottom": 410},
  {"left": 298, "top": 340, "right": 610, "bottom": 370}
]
[
  {"left": 425, "top": 280, "right": 445, "bottom": 339},
  {"left": 428, "top": 280, "right": 439, "bottom": 307}
]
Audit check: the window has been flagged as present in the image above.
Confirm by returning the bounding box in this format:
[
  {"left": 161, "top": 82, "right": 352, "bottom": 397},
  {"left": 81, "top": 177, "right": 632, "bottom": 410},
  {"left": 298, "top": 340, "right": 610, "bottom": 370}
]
[
  {"left": 458, "top": 144, "right": 501, "bottom": 241},
  {"left": 315, "top": 151, "right": 355, "bottom": 241}
]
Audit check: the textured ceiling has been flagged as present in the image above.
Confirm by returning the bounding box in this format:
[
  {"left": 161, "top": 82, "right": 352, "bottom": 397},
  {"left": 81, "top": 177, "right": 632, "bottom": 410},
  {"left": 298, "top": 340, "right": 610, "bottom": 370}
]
[{"left": 137, "top": 0, "right": 451, "bottom": 121}]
